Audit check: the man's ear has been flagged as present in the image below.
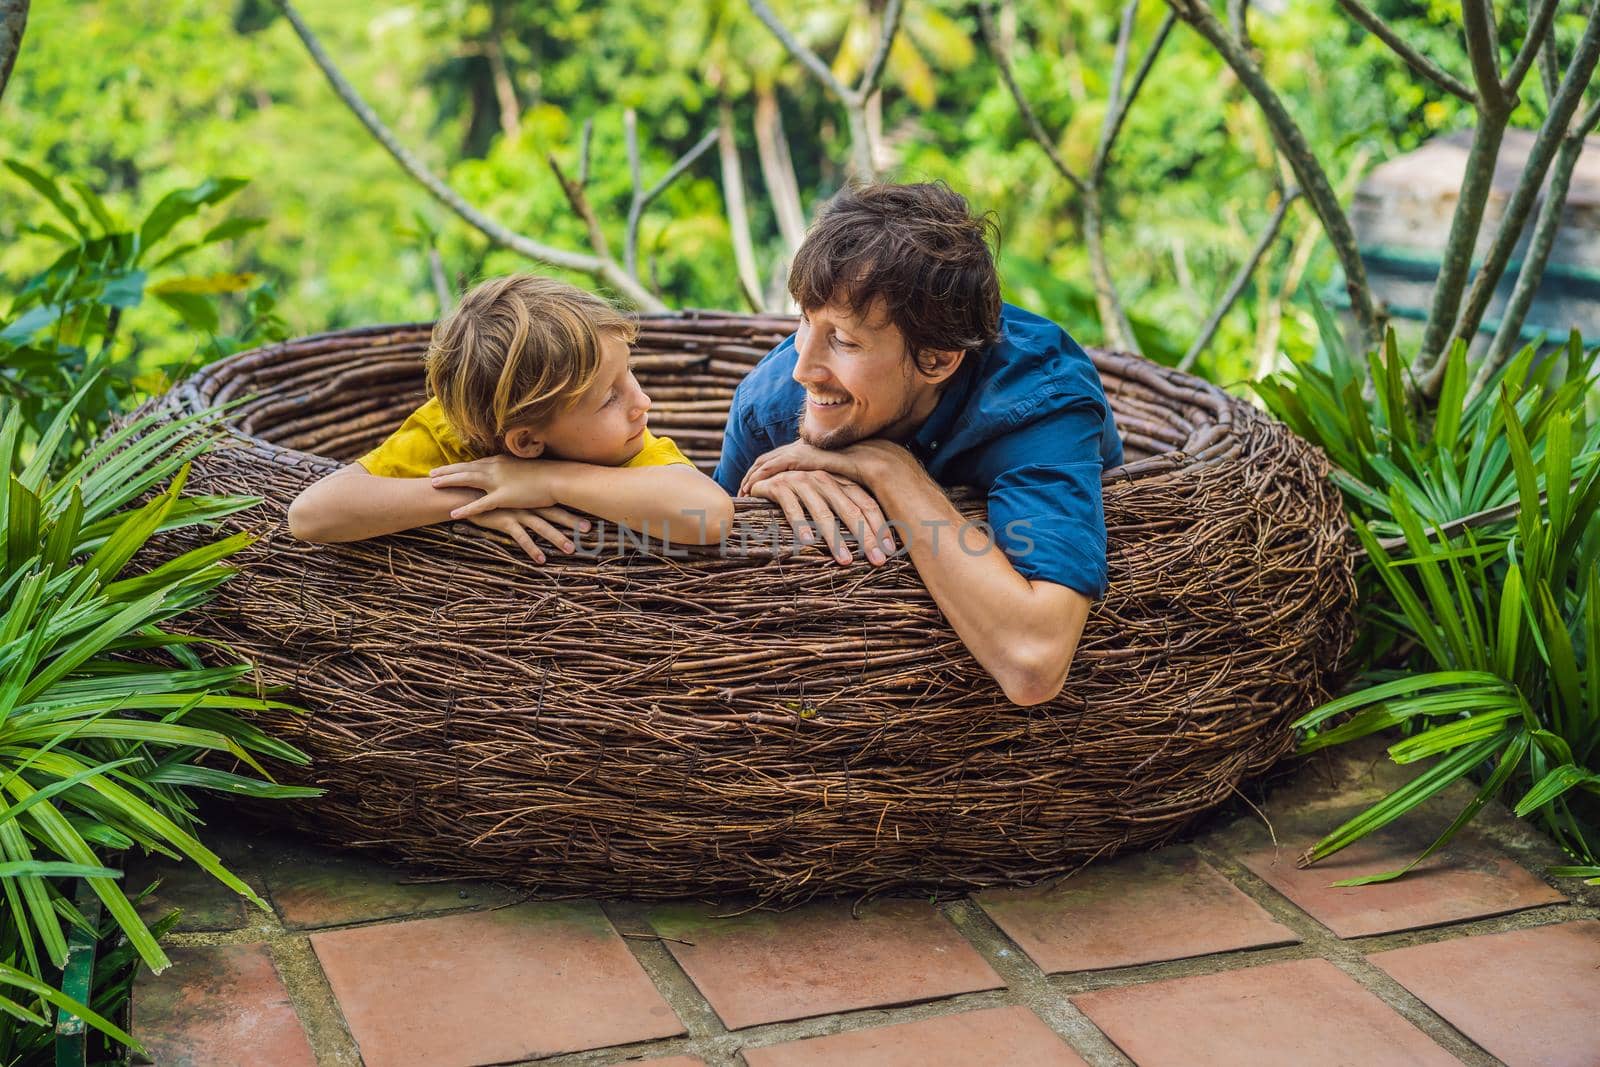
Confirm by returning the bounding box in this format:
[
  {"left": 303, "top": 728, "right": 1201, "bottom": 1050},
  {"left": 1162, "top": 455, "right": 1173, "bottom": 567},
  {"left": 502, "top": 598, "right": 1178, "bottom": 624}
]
[
  {"left": 503, "top": 427, "right": 545, "bottom": 459},
  {"left": 917, "top": 347, "right": 967, "bottom": 385}
]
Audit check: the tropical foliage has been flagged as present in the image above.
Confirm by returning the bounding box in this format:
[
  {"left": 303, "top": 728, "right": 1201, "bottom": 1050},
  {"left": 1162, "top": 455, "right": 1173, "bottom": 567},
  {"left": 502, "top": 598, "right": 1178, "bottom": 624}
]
[
  {"left": 1260, "top": 318, "right": 1600, "bottom": 884},
  {"left": 0, "top": 381, "right": 320, "bottom": 1060}
]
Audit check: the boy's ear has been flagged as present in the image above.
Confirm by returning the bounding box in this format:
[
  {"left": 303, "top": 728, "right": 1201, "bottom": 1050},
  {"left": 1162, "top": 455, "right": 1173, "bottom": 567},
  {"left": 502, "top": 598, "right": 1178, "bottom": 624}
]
[{"left": 503, "top": 427, "right": 545, "bottom": 459}]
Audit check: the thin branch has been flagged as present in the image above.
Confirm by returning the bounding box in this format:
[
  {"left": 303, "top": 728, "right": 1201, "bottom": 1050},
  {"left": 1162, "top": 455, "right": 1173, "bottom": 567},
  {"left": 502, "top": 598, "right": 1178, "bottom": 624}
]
[
  {"left": 1334, "top": 0, "right": 1476, "bottom": 104},
  {"left": 1168, "top": 0, "right": 1382, "bottom": 348},
  {"left": 1415, "top": 111, "right": 1510, "bottom": 369},
  {"left": 428, "top": 247, "right": 453, "bottom": 316},
  {"left": 747, "top": 0, "right": 853, "bottom": 102},
  {"left": 625, "top": 109, "right": 642, "bottom": 204},
  {"left": 272, "top": 0, "right": 664, "bottom": 310},
  {"left": 1504, "top": 0, "right": 1559, "bottom": 96},
  {"left": 1227, "top": 0, "right": 1249, "bottom": 44},
  {"left": 747, "top": 0, "right": 904, "bottom": 177},
  {"left": 548, "top": 153, "right": 610, "bottom": 262},
  {"left": 484, "top": 35, "right": 521, "bottom": 140},
  {"left": 718, "top": 100, "right": 767, "bottom": 312},
  {"left": 1412, "top": 0, "right": 1518, "bottom": 374},
  {"left": 578, "top": 117, "right": 594, "bottom": 188},
  {"left": 1180, "top": 189, "right": 1301, "bottom": 372},
  {"left": 1474, "top": 102, "right": 1600, "bottom": 390},
  {"left": 0, "top": 0, "right": 28, "bottom": 105},
  {"left": 1092, "top": 1, "right": 1140, "bottom": 183},
  {"left": 979, "top": 0, "right": 1086, "bottom": 193},
  {"left": 624, "top": 109, "right": 643, "bottom": 276},
  {"left": 1462, "top": 0, "right": 1508, "bottom": 112},
  {"left": 856, "top": 0, "right": 906, "bottom": 100},
  {"left": 1538, "top": 4, "right": 1560, "bottom": 107},
  {"left": 624, "top": 127, "right": 719, "bottom": 281},
  {"left": 1083, "top": 196, "right": 1140, "bottom": 353},
  {"left": 1582, "top": 94, "right": 1600, "bottom": 136},
  {"left": 1440, "top": 6, "right": 1600, "bottom": 385},
  {"left": 1094, "top": 5, "right": 1177, "bottom": 182}
]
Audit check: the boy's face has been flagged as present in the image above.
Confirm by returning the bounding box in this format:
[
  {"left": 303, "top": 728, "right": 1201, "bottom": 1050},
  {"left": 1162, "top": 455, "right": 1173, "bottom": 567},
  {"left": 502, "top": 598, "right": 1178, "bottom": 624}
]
[
  {"left": 792, "top": 296, "right": 963, "bottom": 450},
  {"left": 513, "top": 331, "right": 652, "bottom": 465}
]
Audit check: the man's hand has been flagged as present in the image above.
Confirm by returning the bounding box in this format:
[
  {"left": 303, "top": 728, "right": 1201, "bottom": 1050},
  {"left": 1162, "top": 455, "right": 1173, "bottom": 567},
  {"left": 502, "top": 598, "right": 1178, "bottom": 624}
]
[
  {"left": 465, "top": 506, "right": 591, "bottom": 563},
  {"left": 430, "top": 455, "right": 562, "bottom": 519},
  {"left": 739, "top": 440, "right": 859, "bottom": 494},
  {"left": 745, "top": 469, "right": 895, "bottom": 565}
]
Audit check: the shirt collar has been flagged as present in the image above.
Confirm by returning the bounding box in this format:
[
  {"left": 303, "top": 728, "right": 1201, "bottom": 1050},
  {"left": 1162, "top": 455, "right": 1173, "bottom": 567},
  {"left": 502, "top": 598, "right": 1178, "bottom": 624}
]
[{"left": 909, "top": 346, "right": 983, "bottom": 460}]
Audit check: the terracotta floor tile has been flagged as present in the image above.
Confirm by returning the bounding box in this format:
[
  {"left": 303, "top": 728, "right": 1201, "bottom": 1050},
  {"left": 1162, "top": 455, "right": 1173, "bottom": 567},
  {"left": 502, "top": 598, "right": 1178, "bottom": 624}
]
[
  {"left": 647, "top": 898, "right": 1003, "bottom": 1029},
  {"left": 740, "top": 1005, "right": 1088, "bottom": 1066},
  {"left": 1240, "top": 819, "right": 1563, "bottom": 938},
  {"left": 132, "top": 943, "right": 315, "bottom": 1067},
  {"left": 1072, "top": 957, "right": 1458, "bottom": 1066},
  {"left": 311, "top": 902, "right": 682, "bottom": 1066},
  {"left": 1370, "top": 920, "right": 1600, "bottom": 1067},
  {"left": 976, "top": 848, "right": 1295, "bottom": 971},
  {"left": 264, "top": 839, "right": 513, "bottom": 929}
]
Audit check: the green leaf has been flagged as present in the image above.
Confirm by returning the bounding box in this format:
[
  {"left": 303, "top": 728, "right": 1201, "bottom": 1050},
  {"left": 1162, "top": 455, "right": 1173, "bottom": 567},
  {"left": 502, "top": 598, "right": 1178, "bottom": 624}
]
[
  {"left": 145, "top": 765, "right": 322, "bottom": 799},
  {"left": 153, "top": 291, "right": 220, "bottom": 334},
  {"left": 0, "top": 861, "right": 122, "bottom": 879},
  {"left": 1386, "top": 705, "right": 1522, "bottom": 763},
  {"left": 1433, "top": 341, "right": 1467, "bottom": 453},
  {"left": 136, "top": 177, "right": 248, "bottom": 262},
  {"left": 67, "top": 178, "right": 119, "bottom": 232},
  {"left": 1513, "top": 764, "right": 1600, "bottom": 817},
  {"left": 1293, "top": 671, "right": 1506, "bottom": 732},
  {"left": 5, "top": 159, "right": 88, "bottom": 237},
  {"left": 1332, "top": 731, "right": 1530, "bottom": 887},
  {"left": 0, "top": 961, "right": 140, "bottom": 1049},
  {"left": 1302, "top": 734, "right": 1505, "bottom": 865}
]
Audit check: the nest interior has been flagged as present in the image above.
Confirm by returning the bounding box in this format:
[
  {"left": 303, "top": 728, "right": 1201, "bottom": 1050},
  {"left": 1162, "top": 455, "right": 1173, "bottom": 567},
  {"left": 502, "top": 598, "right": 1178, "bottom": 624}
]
[{"left": 145, "top": 312, "right": 1356, "bottom": 901}]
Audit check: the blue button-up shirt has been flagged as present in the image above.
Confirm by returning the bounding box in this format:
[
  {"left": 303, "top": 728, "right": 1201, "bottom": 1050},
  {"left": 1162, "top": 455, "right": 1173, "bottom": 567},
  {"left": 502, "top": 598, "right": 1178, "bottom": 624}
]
[{"left": 714, "top": 303, "right": 1123, "bottom": 598}]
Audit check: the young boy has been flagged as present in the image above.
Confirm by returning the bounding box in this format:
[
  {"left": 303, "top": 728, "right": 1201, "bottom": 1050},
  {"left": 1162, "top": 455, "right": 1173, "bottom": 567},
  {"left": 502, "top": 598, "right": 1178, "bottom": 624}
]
[{"left": 288, "top": 275, "right": 733, "bottom": 561}]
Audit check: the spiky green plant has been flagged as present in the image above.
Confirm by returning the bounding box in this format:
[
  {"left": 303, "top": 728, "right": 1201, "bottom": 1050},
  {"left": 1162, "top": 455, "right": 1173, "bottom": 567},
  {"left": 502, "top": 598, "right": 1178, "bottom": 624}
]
[
  {"left": 0, "top": 382, "right": 318, "bottom": 1059},
  {"left": 1260, "top": 306, "right": 1600, "bottom": 885}
]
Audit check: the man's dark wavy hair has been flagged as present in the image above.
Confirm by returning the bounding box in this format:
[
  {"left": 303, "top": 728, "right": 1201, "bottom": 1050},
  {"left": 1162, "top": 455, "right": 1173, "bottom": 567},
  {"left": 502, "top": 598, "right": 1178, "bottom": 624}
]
[{"left": 788, "top": 181, "right": 1002, "bottom": 373}]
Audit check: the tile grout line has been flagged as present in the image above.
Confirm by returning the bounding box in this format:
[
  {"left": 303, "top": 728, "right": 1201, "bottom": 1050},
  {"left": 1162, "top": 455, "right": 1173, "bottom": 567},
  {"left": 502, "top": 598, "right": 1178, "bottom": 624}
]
[
  {"left": 162, "top": 890, "right": 364, "bottom": 1066},
  {"left": 149, "top": 839, "right": 1600, "bottom": 1067},
  {"left": 1192, "top": 843, "right": 1506, "bottom": 1067},
  {"left": 937, "top": 897, "right": 1136, "bottom": 1067}
]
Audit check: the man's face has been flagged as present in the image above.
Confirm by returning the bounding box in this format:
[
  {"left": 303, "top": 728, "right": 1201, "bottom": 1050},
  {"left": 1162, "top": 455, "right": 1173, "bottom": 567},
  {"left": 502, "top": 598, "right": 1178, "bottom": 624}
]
[{"left": 792, "top": 298, "right": 930, "bottom": 450}]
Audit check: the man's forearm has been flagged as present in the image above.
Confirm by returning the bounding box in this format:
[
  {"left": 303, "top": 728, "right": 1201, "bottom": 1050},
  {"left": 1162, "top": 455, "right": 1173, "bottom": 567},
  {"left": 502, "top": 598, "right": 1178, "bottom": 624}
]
[{"left": 859, "top": 454, "right": 1089, "bottom": 704}]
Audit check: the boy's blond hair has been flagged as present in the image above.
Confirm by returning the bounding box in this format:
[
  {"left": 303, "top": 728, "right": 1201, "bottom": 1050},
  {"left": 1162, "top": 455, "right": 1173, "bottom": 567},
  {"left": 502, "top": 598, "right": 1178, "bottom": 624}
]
[{"left": 425, "top": 275, "right": 639, "bottom": 456}]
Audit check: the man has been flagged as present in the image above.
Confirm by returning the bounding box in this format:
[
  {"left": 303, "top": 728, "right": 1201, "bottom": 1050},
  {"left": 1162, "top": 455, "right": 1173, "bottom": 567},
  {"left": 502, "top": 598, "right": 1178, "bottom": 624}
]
[{"left": 714, "top": 182, "right": 1123, "bottom": 707}]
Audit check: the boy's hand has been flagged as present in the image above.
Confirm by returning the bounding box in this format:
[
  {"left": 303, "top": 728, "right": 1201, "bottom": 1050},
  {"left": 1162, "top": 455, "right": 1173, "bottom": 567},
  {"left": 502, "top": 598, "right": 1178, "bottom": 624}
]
[
  {"left": 465, "top": 506, "right": 588, "bottom": 564},
  {"left": 430, "top": 455, "right": 561, "bottom": 518}
]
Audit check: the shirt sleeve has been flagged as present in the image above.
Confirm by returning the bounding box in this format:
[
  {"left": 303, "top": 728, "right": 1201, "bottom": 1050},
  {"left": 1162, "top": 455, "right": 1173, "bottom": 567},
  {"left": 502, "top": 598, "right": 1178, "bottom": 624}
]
[
  {"left": 356, "top": 403, "right": 466, "bottom": 479},
  {"left": 713, "top": 387, "right": 767, "bottom": 494},
  {"left": 974, "top": 398, "right": 1111, "bottom": 599},
  {"left": 625, "top": 431, "right": 696, "bottom": 468}
]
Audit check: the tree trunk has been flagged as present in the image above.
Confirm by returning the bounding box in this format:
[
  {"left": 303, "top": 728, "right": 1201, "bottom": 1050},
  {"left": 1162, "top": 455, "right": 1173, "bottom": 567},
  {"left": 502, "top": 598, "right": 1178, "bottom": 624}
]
[
  {"left": 754, "top": 87, "right": 807, "bottom": 256},
  {"left": 0, "top": 0, "right": 28, "bottom": 104}
]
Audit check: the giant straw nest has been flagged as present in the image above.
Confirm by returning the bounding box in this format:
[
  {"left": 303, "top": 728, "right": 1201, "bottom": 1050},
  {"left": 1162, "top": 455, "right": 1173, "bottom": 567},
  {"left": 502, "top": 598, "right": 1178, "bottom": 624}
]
[{"left": 136, "top": 312, "right": 1355, "bottom": 901}]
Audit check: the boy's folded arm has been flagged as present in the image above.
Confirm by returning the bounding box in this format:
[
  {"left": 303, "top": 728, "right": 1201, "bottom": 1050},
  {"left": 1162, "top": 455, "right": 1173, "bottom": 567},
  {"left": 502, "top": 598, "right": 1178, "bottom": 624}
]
[
  {"left": 287, "top": 464, "right": 479, "bottom": 542},
  {"left": 434, "top": 458, "right": 734, "bottom": 545}
]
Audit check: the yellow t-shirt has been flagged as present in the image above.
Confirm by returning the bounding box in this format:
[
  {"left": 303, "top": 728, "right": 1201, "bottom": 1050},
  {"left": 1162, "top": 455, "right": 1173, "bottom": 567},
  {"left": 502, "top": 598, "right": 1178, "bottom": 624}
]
[{"left": 356, "top": 398, "right": 693, "bottom": 478}]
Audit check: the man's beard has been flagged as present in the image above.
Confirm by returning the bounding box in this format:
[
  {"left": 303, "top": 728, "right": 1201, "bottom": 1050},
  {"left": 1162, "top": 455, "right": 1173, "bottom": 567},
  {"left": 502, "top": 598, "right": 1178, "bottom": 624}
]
[{"left": 796, "top": 388, "right": 920, "bottom": 451}]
